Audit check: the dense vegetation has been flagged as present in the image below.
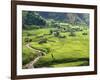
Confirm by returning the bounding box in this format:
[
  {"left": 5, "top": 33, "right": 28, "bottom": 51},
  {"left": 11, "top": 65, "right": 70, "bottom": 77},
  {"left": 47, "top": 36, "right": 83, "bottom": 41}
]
[{"left": 22, "top": 11, "right": 89, "bottom": 68}]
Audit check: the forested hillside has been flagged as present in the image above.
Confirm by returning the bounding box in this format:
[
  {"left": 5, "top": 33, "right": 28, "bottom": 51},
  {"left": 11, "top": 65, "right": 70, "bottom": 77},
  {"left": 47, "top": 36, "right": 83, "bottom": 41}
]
[
  {"left": 38, "top": 12, "right": 89, "bottom": 25},
  {"left": 22, "top": 11, "right": 89, "bottom": 29}
]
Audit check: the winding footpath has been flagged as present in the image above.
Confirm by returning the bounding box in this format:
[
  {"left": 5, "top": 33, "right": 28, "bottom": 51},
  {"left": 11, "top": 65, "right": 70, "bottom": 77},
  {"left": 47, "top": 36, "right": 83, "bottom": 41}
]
[{"left": 23, "top": 43, "right": 46, "bottom": 69}]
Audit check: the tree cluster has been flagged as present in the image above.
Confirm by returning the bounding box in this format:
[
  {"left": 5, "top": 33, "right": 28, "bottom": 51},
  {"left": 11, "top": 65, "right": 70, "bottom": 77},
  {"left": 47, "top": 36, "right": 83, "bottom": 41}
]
[{"left": 22, "top": 11, "right": 46, "bottom": 29}]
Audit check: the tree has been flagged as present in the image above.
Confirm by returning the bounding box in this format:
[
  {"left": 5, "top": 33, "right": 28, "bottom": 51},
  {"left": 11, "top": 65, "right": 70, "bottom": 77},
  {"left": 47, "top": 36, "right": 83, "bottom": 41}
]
[
  {"left": 22, "top": 11, "right": 28, "bottom": 28},
  {"left": 49, "top": 30, "right": 53, "bottom": 35},
  {"left": 22, "top": 11, "right": 46, "bottom": 29},
  {"left": 67, "top": 13, "right": 77, "bottom": 25},
  {"left": 51, "top": 53, "right": 55, "bottom": 61},
  {"left": 53, "top": 31, "right": 60, "bottom": 37}
]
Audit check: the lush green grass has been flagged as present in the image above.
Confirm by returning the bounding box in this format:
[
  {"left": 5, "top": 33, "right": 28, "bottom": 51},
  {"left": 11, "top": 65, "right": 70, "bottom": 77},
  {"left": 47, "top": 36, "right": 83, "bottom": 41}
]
[
  {"left": 22, "top": 24, "right": 89, "bottom": 68},
  {"left": 22, "top": 45, "right": 38, "bottom": 65}
]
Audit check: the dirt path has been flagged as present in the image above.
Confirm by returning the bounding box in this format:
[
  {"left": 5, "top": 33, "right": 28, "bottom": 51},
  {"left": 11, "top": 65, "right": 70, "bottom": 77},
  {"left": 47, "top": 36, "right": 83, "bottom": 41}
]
[{"left": 23, "top": 43, "right": 46, "bottom": 69}]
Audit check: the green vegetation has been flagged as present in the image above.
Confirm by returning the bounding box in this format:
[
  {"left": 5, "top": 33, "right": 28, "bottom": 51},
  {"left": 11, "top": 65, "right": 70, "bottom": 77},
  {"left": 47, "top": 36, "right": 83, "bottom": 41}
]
[
  {"left": 22, "top": 11, "right": 89, "bottom": 68},
  {"left": 22, "top": 45, "right": 37, "bottom": 65}
]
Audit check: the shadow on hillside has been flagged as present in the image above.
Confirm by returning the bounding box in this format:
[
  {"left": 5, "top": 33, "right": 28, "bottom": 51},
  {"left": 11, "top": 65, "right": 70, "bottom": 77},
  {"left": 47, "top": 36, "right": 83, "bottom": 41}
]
[{"left": 34, "top": 57, "right": 89, "bottom": 68}]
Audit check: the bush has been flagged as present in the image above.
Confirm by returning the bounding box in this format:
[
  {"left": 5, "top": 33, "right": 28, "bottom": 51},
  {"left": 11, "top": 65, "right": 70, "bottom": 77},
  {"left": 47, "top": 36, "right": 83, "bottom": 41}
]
[
  {"left": 23, "top": 25, "right": 40, "bottom": 30},
  {"left": 44, "top": 48, "right": 50, "bottom": 53},
  {"left": 80, "top": 29, "right": 83, "bottom": 31},
  {"left": 82, "top": 32, "right": 88, "bottom": 35},
  {"left": 27, "top": 33, "right": 32, "bottom": 36},
  {"left": 39, "top": 48, "right": 50, "bottom": 53},
  {"left": 71, "top": 28, "right": 83, "bottom": 32},
  {"left": 38, "top": 38, "right": 47, "bottom": 44},
  {"left": 36, "top": 35, "right": 44, "bottom": 38},
  {"left": 65, "top": 29, "right": 71, "bottom": 32},
  {"left": 53, "top": 31, "right": 60, "bottom": 37},
  {"left": 58, "top": 35, "right": 66, "bottom": 38},
  {"left": 69, "top": 31, "right": 76, "bottom": 36},
  {"left": 49, "top": 30, "right": 53, "bottom": 35},
  {"left": 24, "top": 37, "right": 32, "bottom": 42}
]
